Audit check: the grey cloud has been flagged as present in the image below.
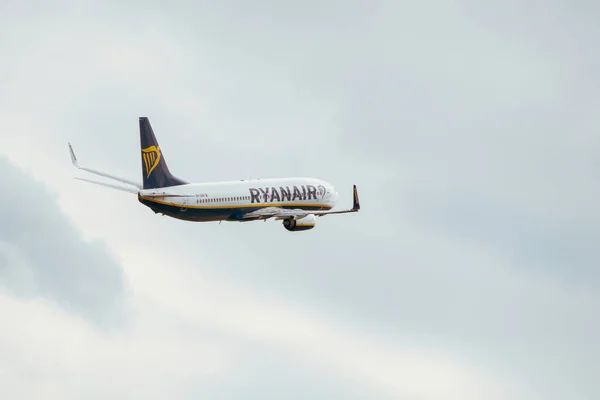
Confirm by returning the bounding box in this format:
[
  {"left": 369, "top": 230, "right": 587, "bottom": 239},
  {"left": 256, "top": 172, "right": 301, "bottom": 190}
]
[
  {"left": 1, "top": 0, "right": 600, "bottom": 398},
  {"left": 409, "top": 191, "right": 600, "bottom": 284},
  {"left": 0, "top": 156, "right": 127, "bottom": 327},
  {"left": 117, "top": 2, "right": 599, "bottom": 397},
  {"left": 180, "top": 343, "right": 378, "bottom": 400}
]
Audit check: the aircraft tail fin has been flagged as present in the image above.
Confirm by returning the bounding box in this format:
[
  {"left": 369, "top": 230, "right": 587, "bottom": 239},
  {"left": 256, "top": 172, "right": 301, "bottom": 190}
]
[{"left": 139, "top": 117, "right": 187, "bottom": 189}]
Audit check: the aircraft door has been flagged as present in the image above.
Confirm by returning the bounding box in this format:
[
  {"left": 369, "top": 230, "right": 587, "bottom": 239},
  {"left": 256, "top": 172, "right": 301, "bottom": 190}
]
[
  {"left": 180, "top": 197, "right": 188, "bottom": 211},
  {"left": 323, "top": 186, "right": 332, "bottom": 201}
]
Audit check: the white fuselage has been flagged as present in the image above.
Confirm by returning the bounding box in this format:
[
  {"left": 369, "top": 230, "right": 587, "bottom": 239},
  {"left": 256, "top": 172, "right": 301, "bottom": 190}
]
[{"left": 137, "top": 177, "right": 340, "bottom": 222}]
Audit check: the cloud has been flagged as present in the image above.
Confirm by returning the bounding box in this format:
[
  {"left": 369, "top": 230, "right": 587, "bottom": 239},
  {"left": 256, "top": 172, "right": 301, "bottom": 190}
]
[
  {"left": 0, "top": 166, "right": 521, "bottom": 400},
  {"left": 0, "top": 156, "right": 127, "bottom": 327},
  {"left": 77, "top": 245, "right": 528, "bottom": 400},
  {"left": 0, "top": 1, "right": 599, "bottom": 399},
  {"left": 0, "top": 293, "right": 232, "bottom": 400},
  {"left": 0, "top": 156, "right": 525, "bottom": 399}
]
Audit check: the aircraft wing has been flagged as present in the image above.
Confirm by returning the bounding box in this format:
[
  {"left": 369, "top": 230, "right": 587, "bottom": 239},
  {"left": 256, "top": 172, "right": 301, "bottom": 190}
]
[
  {"left": 243, "top": 185, "right": 360, "bottom": 220},
  {"left": 69, "top": 142, "right": 142, "bottom": 189}
]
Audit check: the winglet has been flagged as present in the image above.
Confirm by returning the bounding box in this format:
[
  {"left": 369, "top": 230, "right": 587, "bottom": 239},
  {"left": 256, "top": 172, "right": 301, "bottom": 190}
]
[
  {"left": 68, "top": 142, "right": 79, "bottom": 168},
  {"left": 67, "top": 141, "right": 143, "bottom": 189},
  {"left": 352, "top": 184, "right": 360, "bottom": 211}
]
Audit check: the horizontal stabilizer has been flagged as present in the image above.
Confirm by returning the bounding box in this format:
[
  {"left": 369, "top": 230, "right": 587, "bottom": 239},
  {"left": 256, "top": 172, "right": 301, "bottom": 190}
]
[
  {"left": 73, "top": 177, "right": 138, "bottom": 193},
  {"left": 139, "top": 192, "right": 190, "bottom": 198}
]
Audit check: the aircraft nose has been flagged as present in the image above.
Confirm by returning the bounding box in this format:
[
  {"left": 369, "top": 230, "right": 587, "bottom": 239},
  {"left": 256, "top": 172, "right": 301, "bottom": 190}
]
[{"left": 332, "top": 190, "right": 340, "bottom": 203}]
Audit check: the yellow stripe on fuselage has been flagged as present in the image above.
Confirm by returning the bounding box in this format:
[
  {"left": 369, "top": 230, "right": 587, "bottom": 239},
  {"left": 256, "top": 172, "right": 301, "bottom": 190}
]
[{"left": 140, "top": 196, "right": 333, "bottom": 210}]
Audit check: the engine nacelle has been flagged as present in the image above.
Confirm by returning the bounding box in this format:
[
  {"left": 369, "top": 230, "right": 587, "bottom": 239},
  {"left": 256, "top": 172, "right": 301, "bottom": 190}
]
[{"left": 283, "top": 214, "right": 316, "bottom": 231}]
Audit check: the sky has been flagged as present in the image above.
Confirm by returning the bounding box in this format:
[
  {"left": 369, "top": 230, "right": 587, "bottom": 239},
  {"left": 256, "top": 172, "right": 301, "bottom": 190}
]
[{"left": 1, "top": 1, "right": 599, "bottom": 399}]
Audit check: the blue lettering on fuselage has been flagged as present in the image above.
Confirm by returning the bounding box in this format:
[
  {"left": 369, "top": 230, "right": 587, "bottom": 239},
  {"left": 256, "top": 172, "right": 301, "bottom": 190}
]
[{"left": 248, "top": 185, "right": 319, "bottom": 203}]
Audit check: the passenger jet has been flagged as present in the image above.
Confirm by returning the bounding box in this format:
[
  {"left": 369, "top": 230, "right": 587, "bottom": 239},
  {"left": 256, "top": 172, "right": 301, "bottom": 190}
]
[{"left": 68, "top": 117, "right": 360, "bottom": 231}]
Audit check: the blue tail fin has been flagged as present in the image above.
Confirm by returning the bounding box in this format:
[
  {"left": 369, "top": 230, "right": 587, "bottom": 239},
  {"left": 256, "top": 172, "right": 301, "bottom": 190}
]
[{"left": 139, "top": 117, "right": 187, "bottom": 189}]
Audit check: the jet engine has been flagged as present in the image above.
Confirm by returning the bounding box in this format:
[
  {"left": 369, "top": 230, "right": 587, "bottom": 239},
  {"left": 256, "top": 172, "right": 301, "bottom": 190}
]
[{"left": 283, "top": 214, "right": 316, "bottom": 231}]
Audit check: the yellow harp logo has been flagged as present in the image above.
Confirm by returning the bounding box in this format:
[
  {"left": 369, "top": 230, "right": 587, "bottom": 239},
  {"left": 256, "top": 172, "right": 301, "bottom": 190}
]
[{"left": 142, "top": 145, "right": 161, "bottom": 178}]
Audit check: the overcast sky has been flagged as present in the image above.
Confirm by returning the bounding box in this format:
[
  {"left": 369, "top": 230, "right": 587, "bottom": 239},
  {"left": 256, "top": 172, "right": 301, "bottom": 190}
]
[{"left": 1, "top": 1, "right": 599, "bottom": 399}]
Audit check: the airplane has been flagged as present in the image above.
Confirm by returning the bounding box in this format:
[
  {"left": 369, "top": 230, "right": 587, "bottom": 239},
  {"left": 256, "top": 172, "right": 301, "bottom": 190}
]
[{"left": 68, "top": 117, "right": 360, "bottom": 231}]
